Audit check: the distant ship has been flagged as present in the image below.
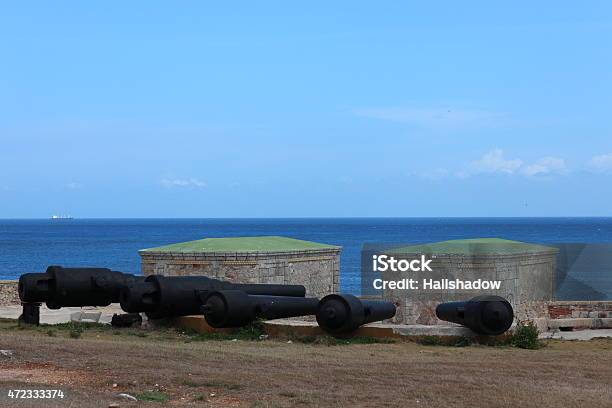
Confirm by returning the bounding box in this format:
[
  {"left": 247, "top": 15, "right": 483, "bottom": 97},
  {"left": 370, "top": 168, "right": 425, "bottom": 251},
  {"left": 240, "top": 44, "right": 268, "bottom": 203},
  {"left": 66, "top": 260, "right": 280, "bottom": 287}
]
[{"left": 51, "top": 215, "right": 74, "bottom": 220}]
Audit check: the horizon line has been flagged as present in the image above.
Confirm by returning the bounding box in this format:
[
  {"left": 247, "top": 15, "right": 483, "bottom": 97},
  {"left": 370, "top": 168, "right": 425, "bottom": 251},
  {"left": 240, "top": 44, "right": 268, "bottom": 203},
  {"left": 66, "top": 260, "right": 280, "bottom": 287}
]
[{"left": 2, "top": 216, "right": 612, "bottom": 220}]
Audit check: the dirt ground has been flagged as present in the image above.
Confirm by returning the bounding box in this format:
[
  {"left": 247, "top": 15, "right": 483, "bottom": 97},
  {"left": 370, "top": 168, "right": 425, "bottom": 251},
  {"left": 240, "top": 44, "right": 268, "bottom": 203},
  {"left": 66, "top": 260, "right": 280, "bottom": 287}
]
[{"left": 0, "top": 321, "right": 611, "bottom": 408}]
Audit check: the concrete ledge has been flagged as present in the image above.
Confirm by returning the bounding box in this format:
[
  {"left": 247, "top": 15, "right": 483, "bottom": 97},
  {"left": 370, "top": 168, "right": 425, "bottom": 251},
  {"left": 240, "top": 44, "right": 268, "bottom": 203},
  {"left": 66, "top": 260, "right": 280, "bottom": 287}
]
[
  {"left": 0, "top": 304, "right": 123, "bottom": 324},
  {"left": 170, "top": 315, "right": 236, "bottom": 335},
  {"left": 265, "top": 319, "right": 480, "bottom": 339},
  {"left": 541, "top": 329, "right": 612, "bottom": 340},
  {"left": 168, "top": 316, "right": 477, "bottom": 340},
  {"left": 547, "top": 318, "right": 612, "bottom": 330},
  {"left": 391, "top": 324, "right": 475, "bottom": 337}
]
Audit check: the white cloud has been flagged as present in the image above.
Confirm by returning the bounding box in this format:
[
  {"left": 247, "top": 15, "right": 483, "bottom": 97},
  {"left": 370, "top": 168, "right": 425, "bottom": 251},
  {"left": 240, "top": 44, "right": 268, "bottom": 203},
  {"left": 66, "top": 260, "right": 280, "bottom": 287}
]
[
  {"left": 160, "top": 178, "right": 207, "bottom": 188},
  {"left": 471, "top": 149, "right": 523, "bottom": 174},
  {"left": 354, "top": 106, "right": 507, "bottom": 129},
  {"left": 522, "top": 157, "right": 566, "bottom": 177},
  {"left": 466, "top": 149, "right": 566, "bottom": 178},
  {"left": 588, "top": 153, "right": 612, "bottom": 172}
]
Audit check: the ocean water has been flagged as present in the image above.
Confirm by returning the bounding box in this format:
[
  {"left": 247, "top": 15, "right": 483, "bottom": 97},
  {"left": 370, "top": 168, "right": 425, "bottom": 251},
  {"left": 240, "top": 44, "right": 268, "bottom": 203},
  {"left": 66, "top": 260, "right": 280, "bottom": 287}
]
[{"left": 1, "top": 218, "right": 612, "bottom": 297}]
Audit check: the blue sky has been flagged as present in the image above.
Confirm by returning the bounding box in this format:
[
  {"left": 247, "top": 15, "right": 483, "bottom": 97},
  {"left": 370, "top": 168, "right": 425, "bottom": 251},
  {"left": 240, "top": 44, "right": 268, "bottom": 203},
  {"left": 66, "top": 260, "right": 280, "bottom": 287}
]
[{"left": 1, "top": 2, "right": 611, "bottom": 217}]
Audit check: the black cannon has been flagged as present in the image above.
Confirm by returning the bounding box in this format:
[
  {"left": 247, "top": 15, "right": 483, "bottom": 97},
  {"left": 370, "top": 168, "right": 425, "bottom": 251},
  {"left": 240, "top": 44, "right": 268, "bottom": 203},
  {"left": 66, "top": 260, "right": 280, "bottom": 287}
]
[
  {"left": 19, "top": 266, "right": 144, "bottom": 309},
  {"left": 435, "top": 295, "right": 514, "bottom": 335},
  {"left": 111, "top": 313, "right": 143, "bottom": 328},
  {"left": 316, "top": 294, "right": 396, "bottom": 336},
  {"left": 201, "top": 290, "right": 320, "bottom": 328},
  {"left": 120, "top": 274, "right": 307, "bottom": 319}
]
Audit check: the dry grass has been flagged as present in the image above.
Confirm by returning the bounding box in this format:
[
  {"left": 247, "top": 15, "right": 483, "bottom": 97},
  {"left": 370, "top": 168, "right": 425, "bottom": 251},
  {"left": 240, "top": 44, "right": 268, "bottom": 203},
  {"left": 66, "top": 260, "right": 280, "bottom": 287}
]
[{"left": 0, "top": 321, "right": 611, "bottom": 407}]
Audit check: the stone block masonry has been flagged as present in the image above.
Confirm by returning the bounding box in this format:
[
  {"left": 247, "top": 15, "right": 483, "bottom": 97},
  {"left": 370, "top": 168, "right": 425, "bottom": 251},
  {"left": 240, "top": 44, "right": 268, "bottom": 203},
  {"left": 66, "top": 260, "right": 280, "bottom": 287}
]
[
  {"left": 140, "top": 236, "right": 341, "bottom": 299},
  {"left": 380, "top": 239, "right": 558, "bottom": 325},
  {"left": 548, "top": 301, "right": 612, "bottom": 319},
  {"left": 0, "top": 281, "right": 20, "bottom": 306}
]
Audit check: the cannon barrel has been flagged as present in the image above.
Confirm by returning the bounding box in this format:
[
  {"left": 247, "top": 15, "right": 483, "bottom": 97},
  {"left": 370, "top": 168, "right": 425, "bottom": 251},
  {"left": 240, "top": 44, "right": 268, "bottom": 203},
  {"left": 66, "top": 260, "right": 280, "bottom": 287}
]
[
  {"left": 316, "top": 294, "right": 396, "bottom": 336},
  {"left": 435, "top": 295, "right": 514, "bottom": 335},
  {"left": 120, "top": 275, "right": 307, "bottom": 319},
  {"left": 19, "top": 266, "right": 144, "bottom": 309},
  {"left": 201, "top": 290, "right": 319, "bottom": 328}
]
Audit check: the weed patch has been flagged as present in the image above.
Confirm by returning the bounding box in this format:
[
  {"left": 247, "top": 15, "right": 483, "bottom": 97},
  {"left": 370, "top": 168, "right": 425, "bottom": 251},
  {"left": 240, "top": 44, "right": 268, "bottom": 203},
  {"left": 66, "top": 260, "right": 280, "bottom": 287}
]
[
  {"left": 136, "top": 391, "right": 169, "bottom": 402},
  {"left": 509, "top": 321, "right": 544, "bottom": 350}
]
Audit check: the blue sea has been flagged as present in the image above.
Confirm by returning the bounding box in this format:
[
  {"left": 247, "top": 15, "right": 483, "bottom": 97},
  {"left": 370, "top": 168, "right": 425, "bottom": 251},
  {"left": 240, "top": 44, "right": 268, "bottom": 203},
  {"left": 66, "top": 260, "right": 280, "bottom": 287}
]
[{"left": 1, "top": 218, "right": 612, "bottom": 298}]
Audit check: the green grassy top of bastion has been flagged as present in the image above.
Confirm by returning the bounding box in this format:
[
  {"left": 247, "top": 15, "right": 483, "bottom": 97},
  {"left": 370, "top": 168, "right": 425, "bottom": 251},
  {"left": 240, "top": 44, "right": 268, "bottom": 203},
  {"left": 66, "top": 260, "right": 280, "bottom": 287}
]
[
  {"left": 389, "top": 238, "right": 557, "bottom": 255},
  {"left": 141, "top": 236, "right": 341, "bottom": 253}
]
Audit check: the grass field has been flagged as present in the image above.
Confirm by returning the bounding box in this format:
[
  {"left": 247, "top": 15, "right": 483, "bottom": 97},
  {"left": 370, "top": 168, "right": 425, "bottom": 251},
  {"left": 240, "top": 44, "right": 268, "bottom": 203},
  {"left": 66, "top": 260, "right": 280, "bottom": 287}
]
[{"left": 0, "top": 320, "right": 611, "bottom": 407}]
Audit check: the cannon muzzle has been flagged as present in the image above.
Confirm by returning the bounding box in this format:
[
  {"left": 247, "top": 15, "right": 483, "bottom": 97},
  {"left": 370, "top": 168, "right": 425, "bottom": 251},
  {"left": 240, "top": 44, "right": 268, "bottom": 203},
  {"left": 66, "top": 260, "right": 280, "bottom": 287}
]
[
  {"left": 435, "top": 295, "right": 514, "bottom": 335},
  {"left": 316, "top": 294, "right": 396, "bottom": 336},
  {"left": 201, "top": 290, "right": 319, "bottom": 328}
]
